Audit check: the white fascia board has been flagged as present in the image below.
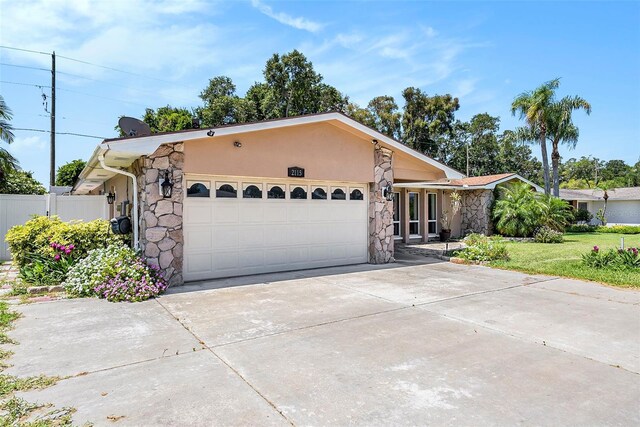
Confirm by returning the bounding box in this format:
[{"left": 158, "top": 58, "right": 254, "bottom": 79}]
[
  {"left": 485, "top": 174, "right": 544, "bottom": 193},
  {"left": 393, "top": 183, "right": 466, "bottom": 190}
]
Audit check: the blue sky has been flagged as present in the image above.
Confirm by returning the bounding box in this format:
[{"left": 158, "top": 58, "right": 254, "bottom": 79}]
[{"left": 1, "top": 0, "right": 638, "bottom": 186}]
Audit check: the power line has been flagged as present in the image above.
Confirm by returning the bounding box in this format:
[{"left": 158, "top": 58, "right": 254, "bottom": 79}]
[
  {"left": 0, "top": 80, "right": 51, "bottom": 89},
  {"left": 0, "top": 62, "right": 50, "bottom": 72},
  {"left": 0, "top": 45, "right": 50, "bottom": 56},
  {"left": 13, "top": 127, "right": 106, "bottom": 139}
]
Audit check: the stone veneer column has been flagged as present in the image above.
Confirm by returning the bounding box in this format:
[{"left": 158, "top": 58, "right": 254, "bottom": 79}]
[
  {"left": 135, "top": 142, "right": 184, "bottom": 286},
  {"left": 368, "top": 147, "right": 394, "bottom": 263},
  {"left": 461, "top": 189, "right": 495, "bottom": 235}
]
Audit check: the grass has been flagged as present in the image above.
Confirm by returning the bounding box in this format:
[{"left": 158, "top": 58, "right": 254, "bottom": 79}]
[{"left": 489, "top": 232, "right": 640, "bottom": 288}]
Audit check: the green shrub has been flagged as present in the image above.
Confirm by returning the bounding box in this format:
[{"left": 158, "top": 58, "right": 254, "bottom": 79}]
[
  {"left": 64, "top": 245, "right": 167, "bottom": 302},
  {"left": 4, "top": 216, "right": 61, "bottom": 267},
  {"left": 492, "top": 183, "right": 573, "bottom": 237},
  {"left": 566, "top": 224, "right": 596, "bottom": 233},
  {"left": 5, "top": 215, "right": 128, "bottom": 268},
  {"left": 457, "top": 233, "right": 509, "bottom": 262},
  {"left": 595, "top": 225, "right": 640, "bottom": 234},
  {"left": 582, "top": 246, "right": 640, "bottom": 269},
  {"left": 533, "top": 226, "right": 564, "bottom": 243},
  {"left": 18, "top": 252, "right": 74, "bottom": 286},
  {"left": 573, "top": 209, "right": 593, "bottom": 223}
]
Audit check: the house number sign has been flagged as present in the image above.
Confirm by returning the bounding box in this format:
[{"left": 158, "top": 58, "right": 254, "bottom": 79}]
[{"left": 288, "top": 166, "right": 305, "bottom": 178}]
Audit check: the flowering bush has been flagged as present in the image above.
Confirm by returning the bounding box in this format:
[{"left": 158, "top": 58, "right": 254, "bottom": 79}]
[
  {"left": 94, "top": 258, "right": 167, "bottom": 302},
  {"left": 582, "top": 245, "right": 640, "bottom": 269},
  {"left": 456, "top": 233, "right": 509, "bottom": 262},
  {"left": 64, "top": 245, "right": 167, "bottom": 302},
  {"left": 18, "top": 241, "right": 77, "bottom": 286},
  {"left": 533, "top": 226, "right": 564, "bottom": 244},
  {"left": 5, "top": 215, "right": 128, "bottom": 268}
]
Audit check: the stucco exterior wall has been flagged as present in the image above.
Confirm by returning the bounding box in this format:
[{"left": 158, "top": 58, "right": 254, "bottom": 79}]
[
  {"left": 442, "top": 190, "right": 463, "bottom": 238},
  {"left": 393, "top": 151, "right": 448, "bottom": 182},
  {"left": 185, "top": 122, "right": 374, "bottom": 183}
]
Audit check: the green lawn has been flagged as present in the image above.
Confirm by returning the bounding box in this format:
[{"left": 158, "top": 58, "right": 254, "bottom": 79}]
[{"left": 489, "top": 232, "right": 640, "bottom": 288}]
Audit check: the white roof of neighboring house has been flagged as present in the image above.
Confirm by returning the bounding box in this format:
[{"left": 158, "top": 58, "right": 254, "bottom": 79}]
[
  {"left": 394, "top": 173, "right": 544, "bottom": 193},
  {"left": 559, "top": 187, "right": 640, "bottom": 201},
  {"left": 74, "top": 112, "right": 464, "bottom": 194}
]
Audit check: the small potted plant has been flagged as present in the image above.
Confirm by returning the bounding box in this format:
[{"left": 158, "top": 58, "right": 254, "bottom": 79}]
[{"left": 440, "top": 191, "right": 461, "bottom": 242}]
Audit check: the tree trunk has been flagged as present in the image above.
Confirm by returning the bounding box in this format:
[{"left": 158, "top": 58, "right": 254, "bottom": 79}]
[
  {"left": 551, "top": 141, "right": 560, "bottom": 197},
  {"left": 539, "top": 124, "right": 550, "bottom": 195}
]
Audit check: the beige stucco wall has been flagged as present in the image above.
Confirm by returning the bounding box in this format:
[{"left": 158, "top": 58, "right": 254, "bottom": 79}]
[
  {"left": 393, "top": 151, "right": 448, "bottom": 182},
  {"left": 442, "top": 190, "right": 462, "bottom": 237},
  {"left": 185, "top": 122, "right": 375, "bottom": 183},
  {"left": 95, "top": 173, "right": 132, "bottom": 217}
]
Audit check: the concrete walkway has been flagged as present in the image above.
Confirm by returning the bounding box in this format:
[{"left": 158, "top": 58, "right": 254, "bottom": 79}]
[{"left": 5, "top": 257, "right": 640, "bottom": 426}]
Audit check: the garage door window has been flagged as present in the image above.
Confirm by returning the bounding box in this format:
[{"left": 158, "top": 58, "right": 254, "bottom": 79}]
[
  {"left": 186, "top": 181, "right": 210, "bottom": 197},
  {"left": 216, "top": 183, "right": 237, "bottom": 198},
  {"left": 243, "top": 184, "right": 263, "bottom": 199},
  {"left": 350, "top": 188, "right": 364, "bottom": 200},
  {"left": 291, "top": 186, "right": 307, "bottom": 199},
  {"left": 268, "top": 185, "right": 286, "bottom": 199},
  {"left": 331, "top": 187, "right": 346, "bottom": 200},
  {"left": 312, "top": 187, "right": 327, "bottom": 199}
]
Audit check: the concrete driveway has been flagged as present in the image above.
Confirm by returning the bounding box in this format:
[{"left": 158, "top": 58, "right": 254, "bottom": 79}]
[{"left": 6, "top": 256, "right": 640, "bottom": 426}]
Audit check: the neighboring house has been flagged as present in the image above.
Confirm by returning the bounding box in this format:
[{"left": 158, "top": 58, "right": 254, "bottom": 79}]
[
  {"left": 560, "top": 187, "right": 640, "bottom": 226},
  {"left": 74, "top": 112, "right": 539, "bottom": 285}
]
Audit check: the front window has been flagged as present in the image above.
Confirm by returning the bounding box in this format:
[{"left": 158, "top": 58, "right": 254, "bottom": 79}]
[
  {"left": 393, "top": 192, "right": 401, "bottom": 236},
  {"left": 409, "top": 192, "right": 419, "bottom": 236},
  {"left": 428, "top": 193, "right": 437, "bottom": 235},
  {"left": 216, "top": 182, "right": 237, "bottom": 198},
  {"left": 578, "top": 202, "right": 588, "bottom": 211}
]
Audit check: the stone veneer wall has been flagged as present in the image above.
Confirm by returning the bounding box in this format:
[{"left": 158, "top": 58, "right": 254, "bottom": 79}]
[
  {"left": 135, "top": 142, "right": 184, "bottom": 286},
  {"left": 461, "top": 189, "right": 494, "bottom": 235},
  {"left": 368, "top": 147, "right": 394, "bottom": 263}
]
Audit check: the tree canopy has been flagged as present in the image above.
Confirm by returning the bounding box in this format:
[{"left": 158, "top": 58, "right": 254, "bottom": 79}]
[
  {"left": 0, "top": 170, "right": 46, "bottom": 195},
  {"left": 55, "top": 159, "right": 87, "bottom": 187}
]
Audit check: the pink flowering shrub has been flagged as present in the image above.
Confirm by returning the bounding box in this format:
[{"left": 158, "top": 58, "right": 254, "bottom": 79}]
[
  {"left": 64, "top": 245, "right": 167, "bottom": 302},
  {"left": 94, "top": 258, "right": 167, "bottom": 302},
  {"left": 582, "top": 245, "right": 640, "bottom": 269},
  {"left": 18, "top": 241, "right": 76, "bottom": 285}
]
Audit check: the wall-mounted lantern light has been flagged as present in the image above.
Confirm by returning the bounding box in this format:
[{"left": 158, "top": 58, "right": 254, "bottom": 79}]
[
  {"left": 382, "top": 183, "right": 393, "bottom": 201},
  {"left": 106, "top": 192, "right": 116, "bottom": 205},
  {"left": 160, "top": 171, "right": 174, "bottom": 198}
]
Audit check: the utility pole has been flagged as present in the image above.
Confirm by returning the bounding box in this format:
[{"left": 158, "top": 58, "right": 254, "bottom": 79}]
[{"left": 50, "top": 51, "right": 56, "bottom": 188}]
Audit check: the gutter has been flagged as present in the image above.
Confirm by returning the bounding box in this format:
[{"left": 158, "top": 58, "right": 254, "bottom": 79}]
[{"left": 98, "top": 152, "right": 139, "bottom": 250}]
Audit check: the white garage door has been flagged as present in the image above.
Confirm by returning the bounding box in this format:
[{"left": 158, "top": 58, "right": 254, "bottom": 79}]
[{"left": 183, "top": 177, "right": 369, "bottom": 281}]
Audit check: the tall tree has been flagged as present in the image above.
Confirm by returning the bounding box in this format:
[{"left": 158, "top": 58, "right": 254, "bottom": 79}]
[
  {"left": 511, "top": 79, "right": 560, "bottom": 194},
  {"left": 401, "top": 87, "right": 459, "bottom": 158},
  {"left": 56, "top": 159, "right": 87, "bottom": 187},
  {"left": 546, "top": 95, "right": 591, "bottom": 196},
  {"left": 0, "top": 95, "right": 19, "bottom": 185},
  {"left": 143, "top": 106, "right": 194, "bottom": 133},
  {"left": 499, "top": 130, "right": 543, "bottom": 183},
  {"left": 198, "top": 77, "right": 256, "bottom": 127},
  {"left": 367, "top": 96, "right": 402, "bottom": 140},
  {"left": 465, "top": 113, "right": 501, "bottom": 176},
  {"left": 259, "top": 50, "right": 347, "bottom": 118}
]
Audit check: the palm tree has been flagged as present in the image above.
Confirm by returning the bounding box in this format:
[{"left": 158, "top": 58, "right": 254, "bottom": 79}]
[
  {"left": 492, "top": 181, "right": 543, "bottom": 237},
  {"left": 512, "top": 79, "right": 560, "bottom": 195},
  {"left": 594, "top": 182, "right": 613, "bottom": 226},
  {"left": 546, "top": 96, "right": 591, "bottom": 197},
  {"left": 0, "top": 95, "right": 18, "bottom": 184}
]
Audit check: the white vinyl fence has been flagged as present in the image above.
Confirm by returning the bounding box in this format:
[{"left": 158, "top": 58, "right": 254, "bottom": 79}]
[{"left": 0, "top": 194, "right": 109, "bottom": 261}]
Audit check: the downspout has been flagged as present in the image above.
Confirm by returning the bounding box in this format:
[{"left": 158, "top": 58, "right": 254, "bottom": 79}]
[{"left": 98, "top": 152, "right": 139, "bottom": 250}]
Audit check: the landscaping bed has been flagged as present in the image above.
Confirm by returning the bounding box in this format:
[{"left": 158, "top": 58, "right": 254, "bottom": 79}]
[{"left": 488, "top": 232, "right": 640, "bottom": 288}]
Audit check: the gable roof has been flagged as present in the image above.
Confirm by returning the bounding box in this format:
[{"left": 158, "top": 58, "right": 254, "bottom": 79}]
[
  {"left": 74, "top": 112, "right": 464, "bottom": 194},
  {"left": 559, "top": 187, "right": 640, "bottom": 201},
  {"left": 395, "top": 173, "right": 544, "bottom": 192}
]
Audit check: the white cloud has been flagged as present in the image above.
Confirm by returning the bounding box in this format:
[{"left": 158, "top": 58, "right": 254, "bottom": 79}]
[
  {"left": 251, "top": 0, "right": 323, "bottom": 33},
  {"left": 454, "top": 78, "right": 477, "bottom": 98},
  {"left": 8, "top": 135, "right": 46, "bottom": 154}
]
